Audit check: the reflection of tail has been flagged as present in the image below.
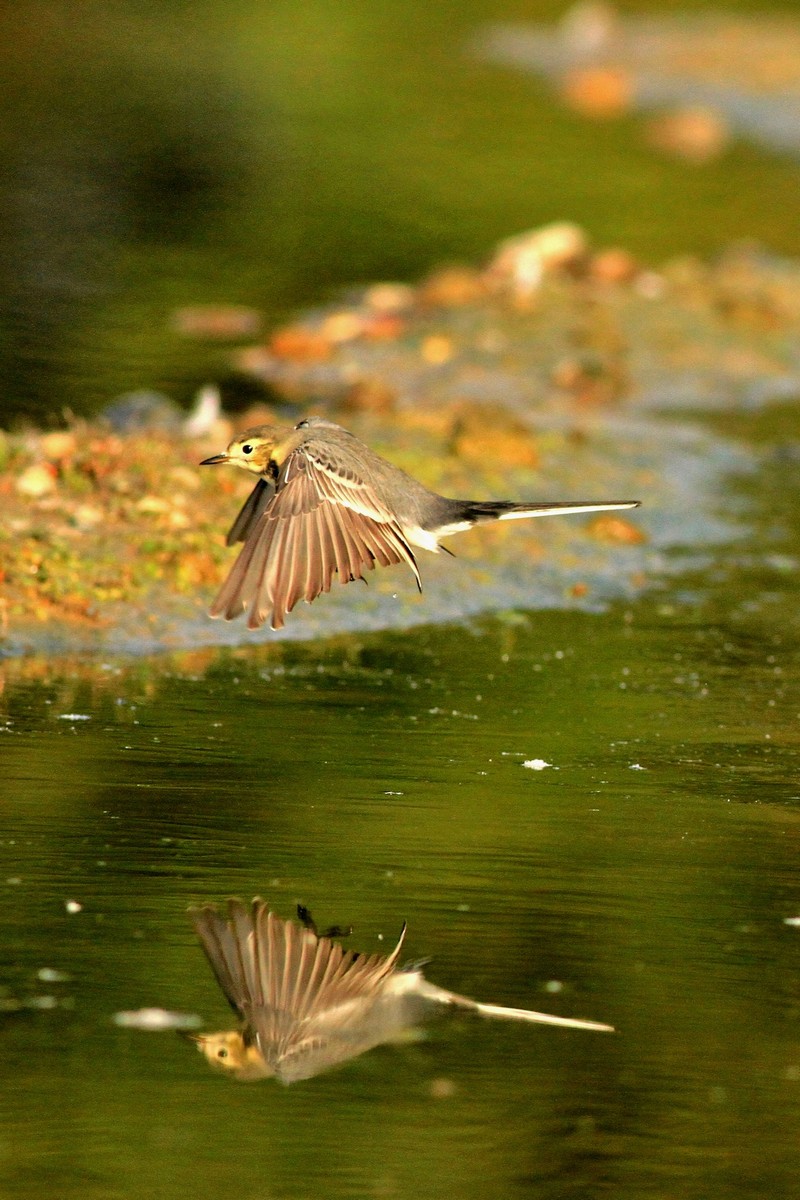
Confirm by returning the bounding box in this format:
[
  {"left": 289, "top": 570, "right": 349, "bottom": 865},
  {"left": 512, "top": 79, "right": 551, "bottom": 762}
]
[
  {"left": 412, "top": 976, "right": 614, "bottom": 1032},
  {"left": 468, "top": 1000, "right": 614, "bottom": 1033}
]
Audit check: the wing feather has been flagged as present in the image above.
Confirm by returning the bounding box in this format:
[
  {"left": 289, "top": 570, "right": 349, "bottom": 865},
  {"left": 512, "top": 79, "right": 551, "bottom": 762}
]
[
  {"left": 188, "top": 903, "right": 248, "bottom": 1017},
  {"left": 192, "top": 901, "right": 410, "bottom": 1068},
  {"left": 210, "top": 440, "right": 421, "bottom": 630},
  {"left": 226, "top": 478, "right": 275, "bottom": 545}
]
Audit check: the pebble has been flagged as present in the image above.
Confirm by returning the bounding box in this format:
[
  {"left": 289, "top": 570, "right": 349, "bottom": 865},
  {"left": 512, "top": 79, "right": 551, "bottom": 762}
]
[
  {"left": 269, "top": 325, "right": 333, "bottom": 361},
  {"left": 587, "top": 514, "right": 646, "bottom": 544},
  {"left": 487, "top": 222, "right": 589, "bottom": 294},
  {"left": 418, "top": 265, "right": 486, "bottom": 307},
  {"left": 644, "top": 106, "right": 730, "bottom": 163},
  {"left": 420, "top": 334, "right": 455, "bottom": 365},
  {"left": 364, "top": 282, "right": 416, "bottom": 313},
  {"left": 40, "top": 431, "right": 77, "bottom": 462},
  {"left": 320, "top": 311, "right": 365, "bottom": 343},
  {"left": 590, "top": 248, "right": 639, "bottom": 285},
  {"left": 171, "top": 305, "right": 262, "bottom": 340},
  {"left": 72, "top": 504, "right": 104, "bottom": 532},
  {"left": 560, "top": 66, "right": 634, "bottom": 119},
  {"left": 16, "top": 464, "right": 57, "bottom": 498},
  {"left": 137, "top": 495, "right": 170, "bottom": 515}
]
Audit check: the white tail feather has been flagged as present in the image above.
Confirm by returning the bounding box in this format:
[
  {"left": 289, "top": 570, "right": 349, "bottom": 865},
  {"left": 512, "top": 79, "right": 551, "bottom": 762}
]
[
  {"left": 472, "top": 1001, "right": 614, "bottom": 1032},
  {"left": 410, "top": 977, "right": 613, "bottom": 1032},
  {"left": 498, "top": 501, "right": 638, "bottom": 521}
]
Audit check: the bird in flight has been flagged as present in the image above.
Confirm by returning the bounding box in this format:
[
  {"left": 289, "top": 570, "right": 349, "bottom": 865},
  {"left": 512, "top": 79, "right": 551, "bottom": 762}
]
[
  {"left": 186, "top": 898, "right": 614, "bottom": 1084},
  {"left": 201, "top": 417, "right": 640, "bottom": 630}
]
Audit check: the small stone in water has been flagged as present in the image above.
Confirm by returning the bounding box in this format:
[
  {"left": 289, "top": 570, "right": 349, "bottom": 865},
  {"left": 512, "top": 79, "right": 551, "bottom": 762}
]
[
  {"left": 113, "top": 1007, "right": 202, "bottom": 1031},
  {"left": 37, "top": 968, "right": 70, "bottom": 983},
  {"left": 429, "top": 1077, "right": 458, "bottom": 1099}
]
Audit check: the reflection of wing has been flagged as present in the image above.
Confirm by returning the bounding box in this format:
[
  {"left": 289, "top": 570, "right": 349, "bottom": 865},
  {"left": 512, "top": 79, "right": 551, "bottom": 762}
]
[
  {"left": 189, "top": 900, "right": 408, "bottom": 1081},
  {"left": 225, "top": 477, "right": 275, "bottom": 546},
  {"left": 209, "top": 443, "right": 421, "bottom": 630}
]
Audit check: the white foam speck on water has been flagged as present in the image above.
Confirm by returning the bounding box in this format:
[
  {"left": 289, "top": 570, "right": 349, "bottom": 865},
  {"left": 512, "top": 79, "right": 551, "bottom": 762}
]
[{"left": 113, "top": 1007, "right": 203, "bottom": 1031}]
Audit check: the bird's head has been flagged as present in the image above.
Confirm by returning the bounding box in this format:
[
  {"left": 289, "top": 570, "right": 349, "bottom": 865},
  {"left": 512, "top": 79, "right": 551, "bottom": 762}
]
[
  {"left": 200, "top": 425, "right": 284, "bottom": 476},
  {"left": 186, "top": 1030, "right": 273, "bottom": 1081}
]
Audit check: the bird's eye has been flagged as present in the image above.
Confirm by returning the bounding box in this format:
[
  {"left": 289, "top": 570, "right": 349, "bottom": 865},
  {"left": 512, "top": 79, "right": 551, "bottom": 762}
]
[
  {"left": 217, "top": 1048, "right": 228, "bottom": 1059},
  {"left": 242, "top": 444, "right": 253, "bottom": 456}
]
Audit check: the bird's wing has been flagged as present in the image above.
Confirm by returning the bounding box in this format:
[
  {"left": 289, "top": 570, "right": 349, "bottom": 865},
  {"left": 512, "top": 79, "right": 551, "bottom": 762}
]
[
  {"left": 191, "top": 900, "right": 408, "bottom": 1075},
  {"left": 209, "top": 443, "right": 420, "bottom": 630},
  {"left": 225, "top": 477, "right": 275, "bottom": 546},
  {"left": 188, "top": 902, "right": 255, "bottom": 1019}
]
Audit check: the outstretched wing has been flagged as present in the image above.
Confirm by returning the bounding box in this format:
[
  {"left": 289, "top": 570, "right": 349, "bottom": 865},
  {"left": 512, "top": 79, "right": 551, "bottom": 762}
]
[
  {"left": 225, "top": 477, "right": 275, "bottom": 546},
  {"left": 189, "top": 900, "right": 407, "bottom": 1079},
  {"left": 209, "top": 441, "right": 421, "bottom": 630}
]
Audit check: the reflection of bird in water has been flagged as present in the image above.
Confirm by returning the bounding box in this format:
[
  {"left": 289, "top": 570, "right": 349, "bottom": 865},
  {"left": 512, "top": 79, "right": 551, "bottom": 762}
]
[
  {"left": 200, "top": 417, "right": 640, "bottom": 630},
  {"left": 186, "top": 899, "right": 614, "bottom": 1084}
]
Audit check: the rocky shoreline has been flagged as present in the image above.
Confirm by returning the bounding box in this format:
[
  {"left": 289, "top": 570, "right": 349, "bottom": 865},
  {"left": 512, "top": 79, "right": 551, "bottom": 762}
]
[{"left": 4, "top": 224, "right": 797, "bottom": 658}]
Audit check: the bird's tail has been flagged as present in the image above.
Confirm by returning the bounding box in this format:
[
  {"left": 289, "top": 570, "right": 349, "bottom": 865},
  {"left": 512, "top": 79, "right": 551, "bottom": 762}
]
[
  {"left": 466, "top": 999, "right": 614, "bottom": 1032},
  {"left": 453, "top": 499, "right": 640, "bottom": 526},
  {"left": 412, "top": 976, "right": 613, "bottom": 1032}
]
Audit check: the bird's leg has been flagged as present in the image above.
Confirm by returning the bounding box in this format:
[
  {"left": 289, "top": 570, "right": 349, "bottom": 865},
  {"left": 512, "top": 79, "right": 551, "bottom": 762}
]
[
  {"left": 322, "top": 924, "right": 354, "bottom": 938},
  {"left": 296, "top": 904, "right": 352, "bottom": 939},
  {"left": 296, "top": 904, "right": 318, "bottom": 934}
]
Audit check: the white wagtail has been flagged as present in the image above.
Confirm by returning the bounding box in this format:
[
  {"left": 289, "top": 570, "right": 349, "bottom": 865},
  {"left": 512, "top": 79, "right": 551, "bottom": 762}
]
[
  {"left": 186, "top": 898, "right": 614, "bottom": 1084},
  {"left": 201, "top": 417, "right": 640, "bottom": 630}
]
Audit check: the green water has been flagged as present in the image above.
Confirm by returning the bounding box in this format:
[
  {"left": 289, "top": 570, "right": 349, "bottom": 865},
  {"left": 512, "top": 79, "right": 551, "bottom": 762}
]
[{"left": 3, "top": 574, "right": 800, "bottom": 1197}]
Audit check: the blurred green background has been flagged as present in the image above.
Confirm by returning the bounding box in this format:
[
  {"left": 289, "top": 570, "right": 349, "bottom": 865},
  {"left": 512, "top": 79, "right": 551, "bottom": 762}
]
[{"left": 3, "top": 0, "right": 800, "bottom": 421}]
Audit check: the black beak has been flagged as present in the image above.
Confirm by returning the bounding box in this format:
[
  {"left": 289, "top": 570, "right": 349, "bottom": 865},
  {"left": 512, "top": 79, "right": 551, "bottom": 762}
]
[{"left": 199, "top": 453, "right": 229, "bottom": 466}]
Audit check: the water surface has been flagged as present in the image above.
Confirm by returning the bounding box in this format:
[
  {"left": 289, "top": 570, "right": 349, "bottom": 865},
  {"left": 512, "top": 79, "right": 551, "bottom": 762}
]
[{"left": 3, "top": 564, "right": 800, "bottom": 1197}]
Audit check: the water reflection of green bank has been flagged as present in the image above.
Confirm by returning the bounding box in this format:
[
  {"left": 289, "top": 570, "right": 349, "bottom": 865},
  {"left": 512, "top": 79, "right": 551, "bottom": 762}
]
[{"left": 2, "top": 595, "right": 800, "bottom": 1198}]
